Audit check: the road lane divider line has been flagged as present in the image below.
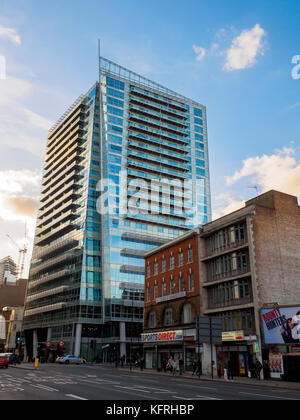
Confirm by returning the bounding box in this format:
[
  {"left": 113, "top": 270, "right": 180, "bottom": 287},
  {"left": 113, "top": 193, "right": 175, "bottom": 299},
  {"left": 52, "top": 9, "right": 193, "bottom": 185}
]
[
  {"left": 66, "top": 394, "right": 88, "bottom": 400},
  {"left": 31, "top": 384, "right": 59, "bottom": 392},
  {"left": 239, "top": 392, "right": 298, "bottom": 400}
]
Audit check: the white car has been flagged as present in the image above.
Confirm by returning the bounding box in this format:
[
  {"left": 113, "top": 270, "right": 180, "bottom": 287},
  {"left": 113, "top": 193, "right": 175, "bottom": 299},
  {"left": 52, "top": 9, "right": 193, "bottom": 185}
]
[{"left": 58, "top": 355, "right": 86, "bottom": 365}]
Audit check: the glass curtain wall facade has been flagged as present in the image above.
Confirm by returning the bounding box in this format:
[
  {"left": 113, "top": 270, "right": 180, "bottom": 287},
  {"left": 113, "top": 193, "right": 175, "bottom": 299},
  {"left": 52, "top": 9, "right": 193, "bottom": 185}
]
[{"left": 23, "top": 57, "right": 211, "bottom": 362}]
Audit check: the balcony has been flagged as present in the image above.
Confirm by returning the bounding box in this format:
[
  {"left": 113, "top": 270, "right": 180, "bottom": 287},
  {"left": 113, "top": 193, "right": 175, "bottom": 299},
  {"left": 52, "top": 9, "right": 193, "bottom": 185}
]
[
  {"left": 129, "top": 113, "right": 189, "bottom": 136},
  {"left": 36, "top": 238, "right": 79, "bottom": 260},
  {"left": 122, "top": 232, "right": 167, "bottom": 246},
  {"left": 24, "top": 302, "right": 67, "bottom": 317},
  {"left": 120, "top": 265, "right": 145, "bottom": 274},
  {"left": 42, "top": 160, "right": 83, "bottom": 190},
  {"left": 130, "top": 86, "right": 188, "bottom": 113},
  {"left": 35, "top": 220, "right": 78, "bottom": 247},
  {"left": 206, "top": 296, "right": 253, "bottom": 311},
  {"left": 203, "top": 239, "right": 249, "bottom": 260},
  {"left": 26, "top": 286, "right": 70, "bottom": 303},
  {"left": 40, "top": 170, "right": 83, "bottom": 204},
  {"left": 206, "top": 267, "right": 251, "bottom": 284},
  {"left": 127, "top": 139, "right": 189, "bottom": 162},
  {"left": 127, "top": 149, "right": 189, "bottom": 171},
  {"left": 128, "top": 122, "right": 189, "bottom": 145},
  {"left": 30, "top": 251, "right": 79, "bottom": 276},
  {"left": 127, "top": 159, "right": 188, "bottom": 180},
  {"left": 28, "top": 269, "right": 73, "bottom": 290},
  {"left": 129, "top": 104, "right": 188, "bottom": 127},
  {"left": 128, "top": 131, "right": 189, "bottom": 154},
  {"left": 45, "top": 127, "right": 86, "bottom": 167}
]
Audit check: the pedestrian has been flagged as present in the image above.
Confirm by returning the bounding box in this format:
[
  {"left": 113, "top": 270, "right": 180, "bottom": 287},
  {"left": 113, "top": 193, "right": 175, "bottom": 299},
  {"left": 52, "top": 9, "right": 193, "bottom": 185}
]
[
  {"left": 121, "top": 355, "right": 125, "bottom": 368},
  {"left": 192, "top": 360, "right": 197, "bottom": 375},
  {"left": 263, "top": 360, "right": 271, "bottom": 380},
  {"left": 179, "top": 358, "right": 184, "bottom": 376},
  {"left": 255, "top": 360, "right": 263, "bottom": 380},
  {"left": 172, "top": 359, "right": 177, "bottom": 376},
  {"left": 227, "top": 359, "right": 234, "bottom": 380},
  {"left": 167, "top": 357, "right": 173, "bottom": 374},
  {"left": 162, "top": 359, "right": 167, "bottom": 373},
  {"left": 196, "top": 359, "right": 202, "bottom": 378},
  {"left": 140, "top": 357, "right": 145, "bottom": 371}
]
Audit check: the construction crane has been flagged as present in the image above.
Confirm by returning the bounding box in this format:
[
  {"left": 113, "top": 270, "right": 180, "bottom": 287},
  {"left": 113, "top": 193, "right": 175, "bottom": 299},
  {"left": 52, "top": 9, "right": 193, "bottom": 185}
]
[{"left": 6, "top": 225, "right": 28, "bottom": 280}]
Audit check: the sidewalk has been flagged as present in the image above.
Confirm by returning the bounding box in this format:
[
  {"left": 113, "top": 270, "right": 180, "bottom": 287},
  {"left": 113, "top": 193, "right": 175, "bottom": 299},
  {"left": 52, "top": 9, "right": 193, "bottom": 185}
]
[{"left": 107, "top": 365, "right": 300, "bottom": 391}]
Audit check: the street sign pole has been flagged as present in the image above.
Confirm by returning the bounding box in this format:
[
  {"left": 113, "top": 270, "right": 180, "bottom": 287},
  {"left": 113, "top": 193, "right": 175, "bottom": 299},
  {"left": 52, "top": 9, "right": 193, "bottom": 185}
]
[{"left": 210, "top": 317, "right": 213, "bottom": 381}]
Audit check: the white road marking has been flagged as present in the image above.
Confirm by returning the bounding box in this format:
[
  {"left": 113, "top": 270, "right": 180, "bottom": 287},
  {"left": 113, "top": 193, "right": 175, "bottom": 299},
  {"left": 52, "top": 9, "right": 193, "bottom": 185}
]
[
  {"left": 177, "top": 383, "right": 217, "bottom": 391},
  {"left": 114, "top": 385, "right": 151, "bottom": 393},
  {"left": 31, "top": 384, "right": 59, "bottom": 392},
  {"left": 134, "top": 385, "right": 172, "bottom": 393},
  {"left": 239, "top": 392, "right": 299, "bottom": 400},
  {"left": 66, "top": 394, "right": 88, "bottom": 400}
]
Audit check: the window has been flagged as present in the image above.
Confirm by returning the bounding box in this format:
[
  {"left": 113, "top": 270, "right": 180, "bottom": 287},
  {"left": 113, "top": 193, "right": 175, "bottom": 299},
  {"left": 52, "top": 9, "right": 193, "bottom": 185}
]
[
  {"left": 179, "top": 275, "right": 184, "bottom": 292},
  {"left": 170, "top": 278, "right": 175, "bottom": 295},
  {"left": 162, "top": 282, "right": 167, "bottom": 297},
  {"left": 182, "top": 304, "right": 194, "bottom": 324},
  {"left": 178, "top": 251, "right": 184, "bottom": 267},
  {"left": 164, "top": 308, "right": 174, "bottom": 326},
  {"left": 154, "top": 284, "right": 158, "bottom": 299},
  {"left": 148, "top": 311, "right": 157, "bottom": 328},
  {"left": 188, "top": 248, "right": 193, "bottom": 263},
  {"left": 146, "top": 286, "right": 151, "bottom": 302},
  {"left": 154, "top": 261, "right": 159, "bottom": 276},
  {"left": 188, "top": 273, "right": 194, "bottom": 291},
  {"left": 147, "top": 264, "right": 151, "bottom": 278},
  {"left": 170, "top": 255, "right": 175, "bottom": 270},
  {"left": 162, "top": 258, "right": 166, "bottom": 273}
]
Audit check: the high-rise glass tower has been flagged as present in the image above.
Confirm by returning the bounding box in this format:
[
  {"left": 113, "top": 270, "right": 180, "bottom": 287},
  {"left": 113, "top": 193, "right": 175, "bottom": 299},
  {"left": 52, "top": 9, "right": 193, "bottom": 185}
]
[{"left": 23, "top": 57, "right": 211, "bottom": 362}]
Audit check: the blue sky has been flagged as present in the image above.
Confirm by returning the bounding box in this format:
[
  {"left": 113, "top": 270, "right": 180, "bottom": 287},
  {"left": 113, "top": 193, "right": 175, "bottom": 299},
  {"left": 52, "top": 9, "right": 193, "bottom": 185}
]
[{"left": 0, "top": 0, "right": 299, "bottom": 270}]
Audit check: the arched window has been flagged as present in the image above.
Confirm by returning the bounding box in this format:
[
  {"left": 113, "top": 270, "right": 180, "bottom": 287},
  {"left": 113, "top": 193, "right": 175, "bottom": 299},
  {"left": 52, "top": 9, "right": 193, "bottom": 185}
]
[
  {"left": 148, "top": 311, "right": 157, "bottom": 328},
  {"left": 164, "top": 308, "right": 174, "bottom": 326},
  {"left": 182, "top": 304, "right": 194, "bottom": 324}
]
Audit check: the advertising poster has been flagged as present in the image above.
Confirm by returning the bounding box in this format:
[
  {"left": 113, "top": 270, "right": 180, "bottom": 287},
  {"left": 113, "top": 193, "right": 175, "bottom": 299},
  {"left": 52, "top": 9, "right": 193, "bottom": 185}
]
[{"left": 262, "top": 307, "right": 300, "bottom": 344}]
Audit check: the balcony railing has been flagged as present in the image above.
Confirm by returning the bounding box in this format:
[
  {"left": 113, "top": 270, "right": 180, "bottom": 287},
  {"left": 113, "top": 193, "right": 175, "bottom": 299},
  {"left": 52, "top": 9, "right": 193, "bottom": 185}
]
[
  {"left": 204, "top": 239, "right": 249, "bottom": 259},
  {"left": 206, "top": 267, "right": 251, "bottom": 283},
  {"left": 207, "top": 296, "right": 253, "bottom": 310}
]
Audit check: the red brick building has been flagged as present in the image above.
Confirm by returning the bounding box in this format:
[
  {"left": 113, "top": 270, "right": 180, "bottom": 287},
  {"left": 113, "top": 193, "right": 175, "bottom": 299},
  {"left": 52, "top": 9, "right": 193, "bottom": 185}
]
[{"left": 143, "top": 230, "right": 202, "bottom": 370}]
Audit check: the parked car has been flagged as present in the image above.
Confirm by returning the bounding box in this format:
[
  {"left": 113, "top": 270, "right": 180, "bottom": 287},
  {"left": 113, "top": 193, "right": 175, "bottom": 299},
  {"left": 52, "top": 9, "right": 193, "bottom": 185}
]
[
  {"left": 58, "top": 355, "right": 86, "bottom": 365},
  {"left": 0, "top": 354, "right": 9, "bottom": 369}
]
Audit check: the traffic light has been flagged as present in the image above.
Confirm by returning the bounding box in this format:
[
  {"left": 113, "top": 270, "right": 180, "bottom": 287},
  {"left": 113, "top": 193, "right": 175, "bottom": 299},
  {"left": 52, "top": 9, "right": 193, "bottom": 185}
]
[{"left": 16, "top": 333, "right": 22, "bottom": 347}]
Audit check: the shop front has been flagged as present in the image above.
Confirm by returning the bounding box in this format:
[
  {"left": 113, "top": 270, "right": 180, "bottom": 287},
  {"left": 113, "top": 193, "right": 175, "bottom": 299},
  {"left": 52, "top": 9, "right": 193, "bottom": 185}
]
[
  {"left": 142, "top": 330, "right": 185, "bottom": 370},
  {"left": 216, "top": 331, "right": 259, "bottom": 378}
]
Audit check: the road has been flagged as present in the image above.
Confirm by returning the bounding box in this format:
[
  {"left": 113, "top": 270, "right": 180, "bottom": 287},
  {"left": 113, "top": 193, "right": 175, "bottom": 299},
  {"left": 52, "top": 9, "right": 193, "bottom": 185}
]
[{"left": 0, "top": 364, "right": 299, "bottom": 401}]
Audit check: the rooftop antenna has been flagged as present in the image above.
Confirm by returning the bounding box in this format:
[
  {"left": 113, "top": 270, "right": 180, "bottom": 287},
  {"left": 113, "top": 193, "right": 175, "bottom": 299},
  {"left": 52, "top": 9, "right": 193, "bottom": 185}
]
[{"left": 248, "top": 186, "right": 259, "bottom": 197}]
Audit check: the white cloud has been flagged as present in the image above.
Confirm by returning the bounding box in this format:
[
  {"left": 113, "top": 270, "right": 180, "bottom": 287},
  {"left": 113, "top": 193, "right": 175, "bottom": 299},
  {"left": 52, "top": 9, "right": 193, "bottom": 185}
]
[
  {"left": 212, "top": 193, "right": 245, "bottom": 220},
  {"left": 0, "top": 24, "right": 21, "bottom": 46},
  {"left": 0, "top": 169, "right": 41, "bottom": 276},
  {"left": 224, "top": 24, "right": 266, "bottom": 71},
  {"left": 0, "top": 76, "right": 53, "bottom": 156},
  {"left": 193, "top": 45, "right": 206, "bottom": 62},
  {"left": 226, "top": 147, "right": 300, "bottom": 199}
]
